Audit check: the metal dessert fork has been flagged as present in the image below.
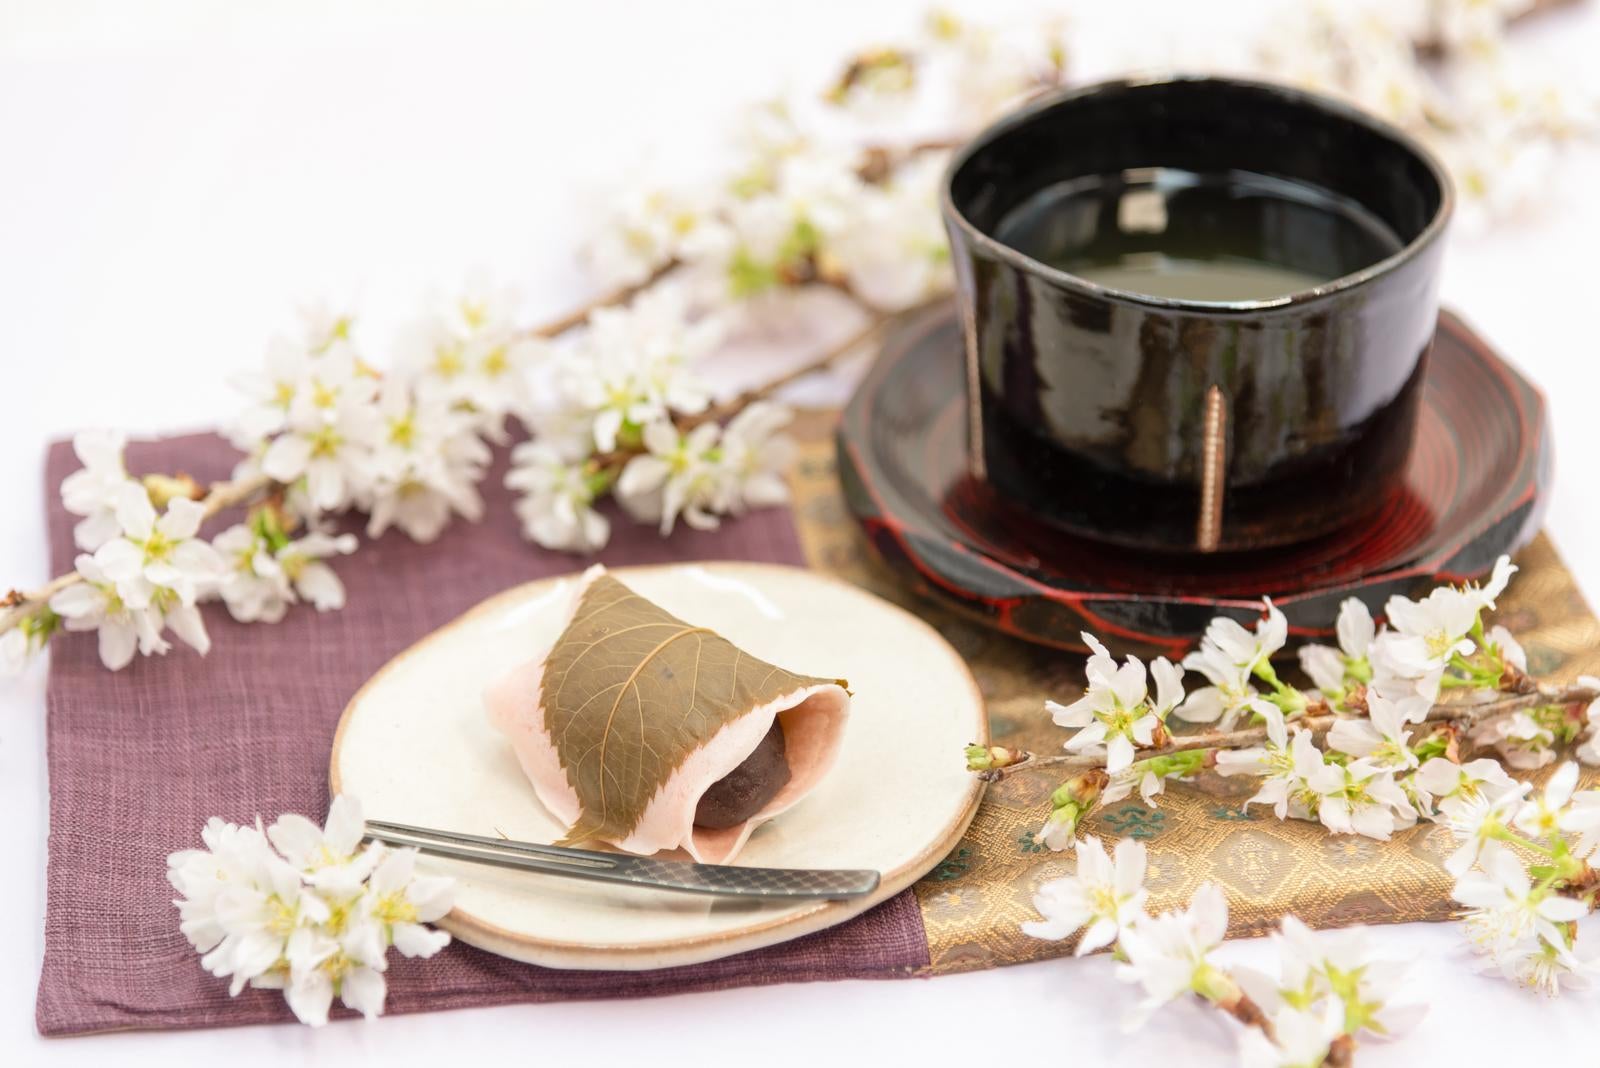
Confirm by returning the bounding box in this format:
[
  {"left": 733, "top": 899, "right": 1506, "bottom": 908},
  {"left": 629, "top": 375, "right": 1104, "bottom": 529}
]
[{"left": 363, "top": 819, "right": 882, "bottom": 901}]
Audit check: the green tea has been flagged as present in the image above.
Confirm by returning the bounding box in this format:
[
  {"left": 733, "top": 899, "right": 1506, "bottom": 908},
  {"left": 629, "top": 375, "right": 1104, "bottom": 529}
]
[
  {"left": 993, "top": 167, "right": 1402, "bottom": 304},
  {"left": 1068, "top": 253, "right": 1327, "bottom": 302}
]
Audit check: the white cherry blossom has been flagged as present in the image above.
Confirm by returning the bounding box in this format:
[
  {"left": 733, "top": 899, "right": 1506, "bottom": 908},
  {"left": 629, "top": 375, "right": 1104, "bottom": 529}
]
[
  {"left": 1511, "top": 760, "right": 1581, "bottom": 840},
  {"left": 59, "top": 429, "right": 139, "bottom": 551},
  {"left": 170, "top": 795, "right": 456, "bottom": 1025},
  {"left": 214, "top": 526, "right": 356, "bottom": 623},
  {"left": 1239, "top": 917, "right": 1427, "bottom": 1039},
  {"left": 277, "top": 532, "right": 357, "bottom": 611},
  {"left": 1472, "top": 709, "right": 1557, "bottom": 770},
  {"left": 49, "top": 552, "right": 168, "bottom": 670},
  {"left": 1215, "top": 702, "right": 1290, "bottom": 779},
  {"left": 1048, "top": 634, "right": 1183, "bottom": 774},
  {"left": 1298, "top": 598, "right": 1377, "bottom": 694},
  {"left": 399, "top": 284, "right": 546, "bottom": 443},
  {"left": 364, "top": 378, "right": 489, "bottom": 543},
  {"left": 267, "top": 795, "right": 378, "bottom": 890},
  {"left": 616, "top": 420, "right": 725, "bottom": 535},
  {"left": 1178, "top": 600, "right": 1285, "bottom": 728},
  {"left": 1236, "top": 724, "right": 1325, "bottom": 821},
  {"left": 1308, "top": 761, "right": 1414, "bottom": 840},
  {"left": 1298, "top": 643, "right": 1347, "bottom": 696},
  {"left": 168, "top": 818, "right": 276, "bottom": 957},
  {"left": 1337, "top": 597, "right": 1377, "bottom": 658},
  {"left": 1327, "top": 691, "right": 1431, "bottom": 772},
  {"left": 1428, "top": 0, "right": 1533, "bottom": 55},
  {"left": 282, "top": 919, "right": 389, "bottom": 1025},
  {"left": 1035, "top": 804, "right": 1079, "bottom": 853},
  {"left": 1495, "top": 932, "right": 1600, "bottom": 997},
  {"left": 1486, "top": 624, "right": 1527, "bottom": 674},
  {"left": 922, "top": 9, "right": 1068, "bottom": 125},
  {"left": 1577, "top": 675, "right": 1600, "bottom": 765},
  {"left": 823, "top": 47, "right": 916, "bottom": 115},
  {"left": 227, "top": 336, "right": 316, "bottom": 448},
  {"left": 560, "top": 287, "right": 717, "bottom": 453},
  {"left": 586, "top": 181, "right": 727, "bottom": 286},
  {"left": 83, "top": 486, "right": 222, "bottom": 656},
  {"left": 363, "top": 848, "right": 454, "bottom": 959},
  {"left": 260, "top": 351, "right": 383, "bottom": 514},
  {"left": 708, "top": 146, "right": 867, "bottom": 300},
  {"left": 726, "top": 98, "right": 806, "bottom": 183},
  {"left": 298, "top": 300, "right": 356, "bottom": 357},
  {"left": 1568, "top": 789, "right": 1600, "bottom": 861},
  {"left": 1237, "top": 1001, "right": 1344, "bottom": 1068},
  {"left": 1115, "top": 882, "right": 1230, "bottom": 1029},
  {"left": 1376, "top": 557, "right": 1518, "bottom": 699},
  {"left": 1022, "top": 835, "right": 1147, "bottom": 954},
  {"left": 506, "top": 442, "right": 611, "bottom": 554},
  {"left": 1413, "top": 756, "right": 1516, "bottom": 821},
  {"left": 715, "top": 401, "right": 795, "bottom": 515},
  {"left": 93, "top": 486, "right": 222, "bottom": 607},
  {"left": 826, "top": 152, "right": 952, "bottom": 311},
  {"left": 1454, "top": 841, "right": 1587, "bottom": 971},
  {"left": 1101, "top": 763, "right": 1171, "bottom": 808},
  {"left": 205, "top": 846, "right": 330, "bottom": 997},
  {"left": 1441, "top": 779, "right": 1533, "bottom": 877},
  {"left": 213, "top": 524, "right": 293, "bottom": 624}
]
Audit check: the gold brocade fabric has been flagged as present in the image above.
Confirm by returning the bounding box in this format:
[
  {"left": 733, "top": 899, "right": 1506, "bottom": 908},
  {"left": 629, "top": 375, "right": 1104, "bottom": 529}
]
[{"left": 783, "top": 411, "right": 1600, "bottom": 975}]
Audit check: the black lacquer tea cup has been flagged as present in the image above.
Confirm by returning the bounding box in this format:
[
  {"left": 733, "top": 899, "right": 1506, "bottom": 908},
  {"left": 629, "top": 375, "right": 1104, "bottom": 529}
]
[{"left": 941, "top": 75, "right": 1453, "bottom": 553}]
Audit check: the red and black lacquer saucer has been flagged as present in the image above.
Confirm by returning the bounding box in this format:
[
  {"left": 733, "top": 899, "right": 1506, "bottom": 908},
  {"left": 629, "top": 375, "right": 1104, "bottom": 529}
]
[{"left": 836, "top": 303, "right": 1549, "bottom": 657}]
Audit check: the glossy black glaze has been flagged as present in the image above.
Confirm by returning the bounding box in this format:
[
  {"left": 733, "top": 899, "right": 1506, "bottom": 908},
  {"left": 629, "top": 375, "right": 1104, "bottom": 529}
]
[{"left": 942, "top": 76, "right": 1453, "bottom": 553}]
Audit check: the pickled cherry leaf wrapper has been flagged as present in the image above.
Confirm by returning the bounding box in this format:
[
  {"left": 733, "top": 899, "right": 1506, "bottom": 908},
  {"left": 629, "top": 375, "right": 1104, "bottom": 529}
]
[{"left": 487, "top": 567, "right": 852, "bottom": 862}]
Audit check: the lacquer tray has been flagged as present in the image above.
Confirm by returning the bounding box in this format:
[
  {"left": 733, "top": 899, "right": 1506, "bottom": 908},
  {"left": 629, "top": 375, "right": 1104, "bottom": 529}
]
[{"left": 837, "top": 303, "right": 1548, "bottom": 656}]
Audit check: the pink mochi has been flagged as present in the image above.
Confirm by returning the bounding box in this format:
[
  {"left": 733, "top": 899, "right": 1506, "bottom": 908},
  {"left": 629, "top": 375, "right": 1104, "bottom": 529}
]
[{"left": 485, "top": 566, "right": 850, "bottom": 863}]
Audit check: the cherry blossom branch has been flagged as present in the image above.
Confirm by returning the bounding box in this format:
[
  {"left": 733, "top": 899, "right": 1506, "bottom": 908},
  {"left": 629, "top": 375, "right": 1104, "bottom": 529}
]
[
  {"left": 526, "top": 261, "right": 678, "bottom": 339},
  {"left": 691, "top": 297, "right": 939, "bottom": 428},
  {"left": 576, "top": 296, "right": 934, "bottom": 494},
  {"left": 1415, "top": 0, "right": 1581, "bottom": 55},
  {"left": 0, "top": 472, "right": 279, "bottom": 636},
  {"left": 1, "top": 291, "right": 936, "bottom": 642},
  {"left": 515, "top": 134, "right": 954, "bottom": 342},
  {"left": 855, "top": 138, "right": 963, "bottom": 183},
  {"left": 975, "top": 681, "right": 1600, "bottom": 782},
  {"left": 2, "top": 259, "right": 689, "bottom": 640}
]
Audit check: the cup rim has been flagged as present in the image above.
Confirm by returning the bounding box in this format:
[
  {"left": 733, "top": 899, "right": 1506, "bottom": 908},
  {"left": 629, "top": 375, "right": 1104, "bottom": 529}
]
[{"left": 940, "top": 73, "right": 1456, "bottom": 314}]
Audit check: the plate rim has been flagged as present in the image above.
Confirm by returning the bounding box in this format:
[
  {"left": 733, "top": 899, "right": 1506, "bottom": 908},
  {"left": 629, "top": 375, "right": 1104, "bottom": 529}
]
[{"left": 329, "top": 559, "right": 987, "bottom": 970}]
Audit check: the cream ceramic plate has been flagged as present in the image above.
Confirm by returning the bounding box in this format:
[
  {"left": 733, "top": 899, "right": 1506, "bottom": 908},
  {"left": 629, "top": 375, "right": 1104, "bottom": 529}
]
[{"left": 330, "top": 561, "right": 986, "bottom": 970}]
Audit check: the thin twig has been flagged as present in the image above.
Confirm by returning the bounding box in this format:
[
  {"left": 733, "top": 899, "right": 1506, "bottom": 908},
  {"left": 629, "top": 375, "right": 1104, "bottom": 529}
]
[
  {"left": 1414, "top": 0, "right": 1579, "bottom": 55},
  {"left": 980, "top": 683, "right": 1600, "bottom": 782},
  {"left": 855, "top": 138, "right": 962, "bottom": 182},
  {"left": 0, "top": 472, "right": 276, "bottom": 635},
  {"left": 690, "top": 299, "right": 935, "bottom": 428},
  {"left": 198, "top": 472, "right": 275, "bottom": 520},
  {"left": 1214, "top": 988, "right": 1273, "bottom": 1036},
  {"left": 526, "top": 261, "right": 678, "bottom": 339}
]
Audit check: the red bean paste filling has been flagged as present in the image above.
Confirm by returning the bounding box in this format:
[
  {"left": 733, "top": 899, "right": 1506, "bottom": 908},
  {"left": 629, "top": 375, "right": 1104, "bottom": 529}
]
[{"left": 693, "top": 719, "right": 790, "bottom": 830}]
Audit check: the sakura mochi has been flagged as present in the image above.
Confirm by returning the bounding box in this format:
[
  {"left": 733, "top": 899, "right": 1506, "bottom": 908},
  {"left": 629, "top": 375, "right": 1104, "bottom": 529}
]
[{"left": 485, "top": 565, "right": 850, "bottom": 863}]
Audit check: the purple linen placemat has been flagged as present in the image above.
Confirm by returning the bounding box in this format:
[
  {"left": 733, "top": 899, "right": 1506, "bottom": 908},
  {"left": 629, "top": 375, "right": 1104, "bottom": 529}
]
[{"left": 35, "top": 433, "right": 929, "bottom": 1037}]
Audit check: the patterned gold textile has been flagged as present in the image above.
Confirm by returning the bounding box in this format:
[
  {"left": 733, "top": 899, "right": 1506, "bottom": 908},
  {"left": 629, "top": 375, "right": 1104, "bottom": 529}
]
[{"left": 785, "top": 411, "right": 1600, "bottom": 974}]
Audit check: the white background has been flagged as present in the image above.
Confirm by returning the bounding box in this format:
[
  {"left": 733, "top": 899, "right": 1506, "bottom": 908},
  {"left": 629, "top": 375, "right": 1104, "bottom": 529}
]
[{"left": 3, "top": 1, "right": 1600, "bottom": 1064}]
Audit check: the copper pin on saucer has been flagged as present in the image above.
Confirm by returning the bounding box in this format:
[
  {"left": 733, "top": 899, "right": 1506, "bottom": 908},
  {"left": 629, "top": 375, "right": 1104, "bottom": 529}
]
[{"left": 1196, "top": 385, "right": 1227, "bottom": 553}]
